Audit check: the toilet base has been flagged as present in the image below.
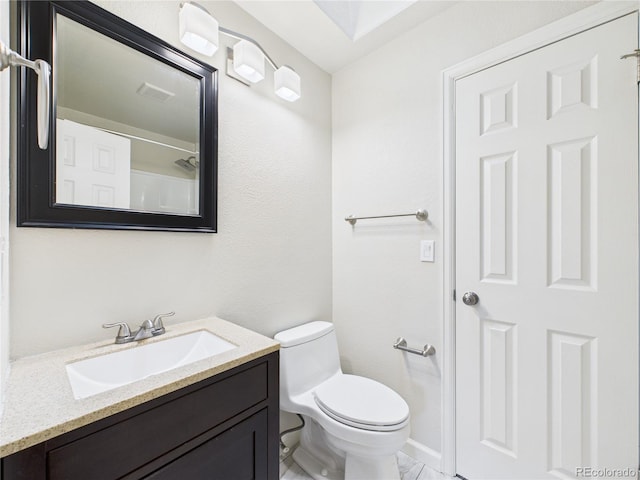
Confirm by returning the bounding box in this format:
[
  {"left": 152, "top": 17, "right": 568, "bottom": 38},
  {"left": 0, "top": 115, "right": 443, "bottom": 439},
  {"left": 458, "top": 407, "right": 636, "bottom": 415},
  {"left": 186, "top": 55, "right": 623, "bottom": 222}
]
[
  {"left": 293, "top": 445, "right": 343, "bottom": 480},
  {"left": 294, "top": 418, "right": 345, "bottom": 480},
  {"left": 294, "top": 445, "right": 401, "bottom": 480},
  {"left": 293, "top": 417, "right": 402, "bottom": 480}
]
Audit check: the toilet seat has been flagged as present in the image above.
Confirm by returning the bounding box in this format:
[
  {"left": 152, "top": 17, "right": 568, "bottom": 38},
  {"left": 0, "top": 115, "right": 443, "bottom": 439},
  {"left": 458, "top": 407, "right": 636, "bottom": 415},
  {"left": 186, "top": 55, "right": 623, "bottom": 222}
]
[{"left": 313, "top": 374, "right": 409, "bottom": 432}]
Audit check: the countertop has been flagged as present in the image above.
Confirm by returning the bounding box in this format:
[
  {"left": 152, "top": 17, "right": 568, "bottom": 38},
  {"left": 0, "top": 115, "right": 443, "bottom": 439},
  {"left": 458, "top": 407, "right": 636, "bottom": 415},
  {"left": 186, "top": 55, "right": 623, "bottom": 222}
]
[{"left": 0, "top": 317, "right": 279, "bottom": 457}]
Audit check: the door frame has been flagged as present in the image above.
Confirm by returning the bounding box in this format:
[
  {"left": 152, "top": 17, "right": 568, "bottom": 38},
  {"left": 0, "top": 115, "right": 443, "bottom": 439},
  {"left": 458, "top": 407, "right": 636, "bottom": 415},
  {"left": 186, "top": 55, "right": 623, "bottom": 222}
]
[{"left": 441, "top": 3, "right": 640, "bottom": 475}]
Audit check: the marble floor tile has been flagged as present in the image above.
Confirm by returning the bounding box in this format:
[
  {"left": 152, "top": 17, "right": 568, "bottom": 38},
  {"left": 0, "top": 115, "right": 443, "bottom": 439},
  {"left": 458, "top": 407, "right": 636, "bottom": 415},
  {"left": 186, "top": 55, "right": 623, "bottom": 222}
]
[
  {"left": 278, "top": 448, "right": 454, "bottom": 480},
  {"left": 280, "top": 460, "right": 314, "bottom": 480},
  {"left": 416, "top": 465, "right": 452, "bottom": 480},
  {"left": 397, "top": 451, "right": 425, "bottom": 480},
  {"left": 280, "top": 453, "right": 296, "bottom": 478}
]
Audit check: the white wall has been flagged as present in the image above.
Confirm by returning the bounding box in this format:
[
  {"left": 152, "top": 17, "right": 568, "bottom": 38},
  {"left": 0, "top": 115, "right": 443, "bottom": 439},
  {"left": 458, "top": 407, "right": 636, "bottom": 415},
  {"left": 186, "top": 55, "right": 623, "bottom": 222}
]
[
  {"left": 9, "top": 0, "right": 332, "bottom": 358},
  {"left": 0, "top": 0, "right": 11, "bottom": 407},
  {"left": 332, "top": 0, "right": 594, "bottom": 468}
]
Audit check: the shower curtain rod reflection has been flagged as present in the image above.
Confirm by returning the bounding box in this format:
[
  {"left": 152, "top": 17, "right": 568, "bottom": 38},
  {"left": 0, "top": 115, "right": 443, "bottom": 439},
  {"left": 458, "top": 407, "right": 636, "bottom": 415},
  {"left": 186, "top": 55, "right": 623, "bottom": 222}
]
[
  {"left": 345, "top": 209, "right": 428, "bottom": 226},
  {"left": 93, "top": 126, "right": 199, "bottom": 155}
]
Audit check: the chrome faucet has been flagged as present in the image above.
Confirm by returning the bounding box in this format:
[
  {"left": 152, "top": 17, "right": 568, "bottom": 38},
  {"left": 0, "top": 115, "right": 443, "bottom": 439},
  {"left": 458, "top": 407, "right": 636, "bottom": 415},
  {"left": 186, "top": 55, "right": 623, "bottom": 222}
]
[
  {"left": 103, "top": 312, "right": 175, "bottom": 344},
  {"left": 132, "top": 319, "right": 155, "bottom": 341}
]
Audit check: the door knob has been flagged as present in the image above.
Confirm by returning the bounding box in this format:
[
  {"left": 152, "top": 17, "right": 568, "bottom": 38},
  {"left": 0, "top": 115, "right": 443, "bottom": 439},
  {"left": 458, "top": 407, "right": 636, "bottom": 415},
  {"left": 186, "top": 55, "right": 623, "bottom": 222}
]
[{"left": 462, "top": 291, "right": 479, "bottom": 306}]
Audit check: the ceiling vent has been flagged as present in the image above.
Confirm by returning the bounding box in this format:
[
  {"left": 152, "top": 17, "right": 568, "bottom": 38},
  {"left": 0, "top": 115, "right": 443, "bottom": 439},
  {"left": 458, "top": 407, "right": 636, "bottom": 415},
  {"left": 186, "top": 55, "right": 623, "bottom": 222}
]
[{"left": 136, "top": 82, "right": 175, "bottom": 102}]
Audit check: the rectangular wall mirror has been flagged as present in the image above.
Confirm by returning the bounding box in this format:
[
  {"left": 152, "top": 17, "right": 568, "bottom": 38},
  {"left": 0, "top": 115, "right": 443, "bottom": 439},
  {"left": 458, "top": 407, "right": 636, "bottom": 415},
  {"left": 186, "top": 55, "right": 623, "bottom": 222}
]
[{"left": 18, "top": 0, "right": 218, "bottom": 232}]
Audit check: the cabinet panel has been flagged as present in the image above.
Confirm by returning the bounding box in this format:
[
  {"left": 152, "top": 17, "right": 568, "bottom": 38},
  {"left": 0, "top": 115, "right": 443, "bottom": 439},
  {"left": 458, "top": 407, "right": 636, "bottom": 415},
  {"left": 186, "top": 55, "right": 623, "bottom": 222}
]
[
  {"left": 48, "top": 363, "right": 268, "bottom": 480},
  {"left": 145, "top": 409, "right": 268, "bottom": 480},
  {"left": 1, "top": 444, "right": 46, "bottom": 480}
]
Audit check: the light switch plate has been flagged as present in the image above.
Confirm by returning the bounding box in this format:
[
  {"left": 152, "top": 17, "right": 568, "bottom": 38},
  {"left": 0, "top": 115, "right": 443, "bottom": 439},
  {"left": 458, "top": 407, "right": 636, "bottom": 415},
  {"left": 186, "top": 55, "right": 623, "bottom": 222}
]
[{"left": 420, "top": 240, "right": 435, "bottom": 262}]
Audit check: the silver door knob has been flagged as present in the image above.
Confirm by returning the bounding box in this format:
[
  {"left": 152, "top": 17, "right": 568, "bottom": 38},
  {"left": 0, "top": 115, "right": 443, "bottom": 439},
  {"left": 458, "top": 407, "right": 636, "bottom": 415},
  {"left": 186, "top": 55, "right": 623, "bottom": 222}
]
[{"left": 462, "top": 291, "right": 479, "bottom": 306}]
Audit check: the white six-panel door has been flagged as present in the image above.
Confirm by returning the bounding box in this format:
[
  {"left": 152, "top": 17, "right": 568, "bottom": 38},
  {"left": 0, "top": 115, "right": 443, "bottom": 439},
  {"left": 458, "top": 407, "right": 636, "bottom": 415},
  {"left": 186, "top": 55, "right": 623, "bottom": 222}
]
[
  {"left": 455, "top": 13, "right": 638, "bottom": 479},
  {"left": 56, "top": 119, "right": 131, "bottom": 209}
]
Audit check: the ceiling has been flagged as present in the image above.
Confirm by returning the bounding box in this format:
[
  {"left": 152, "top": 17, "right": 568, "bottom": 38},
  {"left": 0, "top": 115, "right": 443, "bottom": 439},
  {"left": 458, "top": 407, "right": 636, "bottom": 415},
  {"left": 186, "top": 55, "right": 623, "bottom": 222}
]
[{"left": 233, "top": 0, "right": 458, "bottom": 73}]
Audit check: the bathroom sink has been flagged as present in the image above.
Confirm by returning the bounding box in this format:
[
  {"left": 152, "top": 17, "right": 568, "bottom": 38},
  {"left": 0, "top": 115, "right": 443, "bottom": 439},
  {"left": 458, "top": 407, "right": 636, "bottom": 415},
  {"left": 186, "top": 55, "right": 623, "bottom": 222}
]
[{"left": 66, "top": 330, "right": 237, "bottom": 399}]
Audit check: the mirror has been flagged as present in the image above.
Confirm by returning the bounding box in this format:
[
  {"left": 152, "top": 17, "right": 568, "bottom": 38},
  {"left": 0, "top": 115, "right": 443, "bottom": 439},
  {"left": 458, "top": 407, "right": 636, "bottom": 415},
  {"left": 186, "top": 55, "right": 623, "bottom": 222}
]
[
  {"left": 18, "top": 0, "right": 218, "bottom": 232},
  {"left": 56, "top": 15, "right": 201, "bottom": 216}
]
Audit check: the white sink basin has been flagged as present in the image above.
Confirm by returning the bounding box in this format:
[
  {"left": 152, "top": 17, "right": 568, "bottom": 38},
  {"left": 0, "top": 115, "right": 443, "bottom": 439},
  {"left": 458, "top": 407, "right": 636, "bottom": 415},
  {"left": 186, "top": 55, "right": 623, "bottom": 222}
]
[{"left": 66, "top": 330, "right": 236, "bottom": 399}]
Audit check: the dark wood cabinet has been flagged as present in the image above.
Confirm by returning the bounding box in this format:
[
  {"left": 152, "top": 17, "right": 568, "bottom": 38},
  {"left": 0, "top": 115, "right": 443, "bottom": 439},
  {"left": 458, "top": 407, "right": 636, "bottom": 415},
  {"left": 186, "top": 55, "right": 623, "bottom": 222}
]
[
  {"left": 144, "top": 409, "right": 268, "bottom": 480},
  {"left": 1, "top": 352, "right": 279, "bottom": 480}
]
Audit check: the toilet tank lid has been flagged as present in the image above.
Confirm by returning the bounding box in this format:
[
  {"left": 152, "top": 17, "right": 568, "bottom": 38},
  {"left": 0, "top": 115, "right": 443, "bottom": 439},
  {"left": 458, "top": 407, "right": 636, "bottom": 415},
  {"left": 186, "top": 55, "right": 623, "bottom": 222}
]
[{"left": 274, "top": 321, "right": 334, "bottom": 347}]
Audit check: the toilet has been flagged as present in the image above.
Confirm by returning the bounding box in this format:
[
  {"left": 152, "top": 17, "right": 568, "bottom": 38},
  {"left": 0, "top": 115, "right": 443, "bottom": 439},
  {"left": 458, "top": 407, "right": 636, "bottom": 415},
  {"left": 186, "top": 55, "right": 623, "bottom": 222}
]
[{"left": 275, "top": 321, "right": 410, "bottom": 480}]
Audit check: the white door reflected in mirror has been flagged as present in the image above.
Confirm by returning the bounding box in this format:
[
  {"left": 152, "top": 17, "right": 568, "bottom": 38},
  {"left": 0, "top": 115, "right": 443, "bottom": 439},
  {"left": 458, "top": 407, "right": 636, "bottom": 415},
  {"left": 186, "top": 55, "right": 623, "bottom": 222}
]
[{"left": 56, "top": 119, "right": 131, "bottom": 209}]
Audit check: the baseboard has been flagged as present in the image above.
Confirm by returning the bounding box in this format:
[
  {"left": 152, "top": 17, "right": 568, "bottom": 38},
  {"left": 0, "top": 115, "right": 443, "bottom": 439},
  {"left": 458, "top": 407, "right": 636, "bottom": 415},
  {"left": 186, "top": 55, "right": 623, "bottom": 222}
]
[{"left": 402, "top": 438, "right": 442, "bottom": 472}]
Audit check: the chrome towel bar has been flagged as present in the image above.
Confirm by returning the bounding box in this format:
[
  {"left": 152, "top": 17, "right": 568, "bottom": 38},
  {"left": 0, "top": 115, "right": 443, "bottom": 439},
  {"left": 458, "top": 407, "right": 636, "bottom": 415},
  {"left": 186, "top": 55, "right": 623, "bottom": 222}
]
[
  {"left": 345, "top": 209, "right": 428, "bottom": 226},
  {"left": 393, "top": 337, "right": 436, "bottom": 357}
]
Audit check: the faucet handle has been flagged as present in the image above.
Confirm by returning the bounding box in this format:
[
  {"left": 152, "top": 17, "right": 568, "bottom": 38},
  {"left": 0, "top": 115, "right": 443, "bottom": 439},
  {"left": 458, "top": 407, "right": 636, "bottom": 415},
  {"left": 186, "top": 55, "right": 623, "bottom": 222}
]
[
  {"left": 152, "top": 311, "right": 175, "bottom": 334},
  {"left": 102, "top": 322, "right": 132, "bottom": 343}
]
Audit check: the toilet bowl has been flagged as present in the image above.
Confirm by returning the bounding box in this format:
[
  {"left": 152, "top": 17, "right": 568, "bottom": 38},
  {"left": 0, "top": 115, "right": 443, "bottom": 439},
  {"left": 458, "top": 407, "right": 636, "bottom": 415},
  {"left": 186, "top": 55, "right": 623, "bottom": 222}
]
[{"left": 275, "top": 321, "right": 410, "bottom": 480}]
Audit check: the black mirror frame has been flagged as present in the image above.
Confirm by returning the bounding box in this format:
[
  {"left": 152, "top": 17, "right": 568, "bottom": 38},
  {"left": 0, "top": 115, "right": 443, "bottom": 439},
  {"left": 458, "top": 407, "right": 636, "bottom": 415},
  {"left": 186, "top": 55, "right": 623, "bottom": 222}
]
[{"left": 17, "top": 0, "right": 218, "bottom": 233}]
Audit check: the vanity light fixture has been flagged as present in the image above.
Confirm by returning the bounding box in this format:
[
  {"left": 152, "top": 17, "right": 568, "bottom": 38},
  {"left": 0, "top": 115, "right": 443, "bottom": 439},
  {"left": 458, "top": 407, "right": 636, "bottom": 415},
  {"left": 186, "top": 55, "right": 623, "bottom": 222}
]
[
  {"left": 274, "top": 66, "right": 301, "bottom": 103},
  {"left": 232, "top": 40, "right": 265, "bottom": 83},
  {"left": 178, "top": 1, "right": 301, "bottom": 102},
  {"left": 179, "top": 2, "right": 219, "bottom": 56}
]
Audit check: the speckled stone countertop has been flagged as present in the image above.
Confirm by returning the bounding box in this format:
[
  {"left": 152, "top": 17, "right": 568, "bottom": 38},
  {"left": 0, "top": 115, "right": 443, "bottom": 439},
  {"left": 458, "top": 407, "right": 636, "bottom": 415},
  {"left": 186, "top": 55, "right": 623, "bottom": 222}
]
[{"left": 0, "top": 317, "right": 279, "bottom": 458}]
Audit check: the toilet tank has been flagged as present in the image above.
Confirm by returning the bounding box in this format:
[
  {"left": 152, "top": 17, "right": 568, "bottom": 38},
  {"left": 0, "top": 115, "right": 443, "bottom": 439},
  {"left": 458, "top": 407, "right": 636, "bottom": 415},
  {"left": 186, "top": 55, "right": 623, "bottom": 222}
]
[{"left": 275, "top": 321, "right": 342, "bottom": 404}]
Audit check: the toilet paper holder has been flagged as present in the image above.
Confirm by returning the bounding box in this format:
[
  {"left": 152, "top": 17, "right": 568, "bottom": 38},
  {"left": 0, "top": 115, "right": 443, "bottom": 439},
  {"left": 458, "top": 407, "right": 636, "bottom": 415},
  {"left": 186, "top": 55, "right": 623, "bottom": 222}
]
[{"left": 393, "top": 337, "right": 436, "bottom": 357}]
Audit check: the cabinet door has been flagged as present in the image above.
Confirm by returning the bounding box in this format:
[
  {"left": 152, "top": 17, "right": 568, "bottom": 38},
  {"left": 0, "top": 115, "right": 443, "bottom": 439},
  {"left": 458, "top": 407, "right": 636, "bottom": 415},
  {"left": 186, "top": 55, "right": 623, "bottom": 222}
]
[{"left": 144, "top": 409, "right": 269, "bottom": 480}]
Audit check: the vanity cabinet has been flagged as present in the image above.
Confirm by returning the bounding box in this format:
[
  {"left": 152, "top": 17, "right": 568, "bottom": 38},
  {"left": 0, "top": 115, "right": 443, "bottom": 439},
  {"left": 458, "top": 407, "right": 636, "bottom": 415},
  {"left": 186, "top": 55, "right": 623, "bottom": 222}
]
[{"left": 1, "top": 352, "right": 279, "bottom": 480}]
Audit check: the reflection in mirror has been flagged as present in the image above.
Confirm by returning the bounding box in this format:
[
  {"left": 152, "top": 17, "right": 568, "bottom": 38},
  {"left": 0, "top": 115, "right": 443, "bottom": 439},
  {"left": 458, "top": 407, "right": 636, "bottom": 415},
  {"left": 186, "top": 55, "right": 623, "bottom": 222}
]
[{"left": 55, "top": 14, "right": 201, "bottom": 216}]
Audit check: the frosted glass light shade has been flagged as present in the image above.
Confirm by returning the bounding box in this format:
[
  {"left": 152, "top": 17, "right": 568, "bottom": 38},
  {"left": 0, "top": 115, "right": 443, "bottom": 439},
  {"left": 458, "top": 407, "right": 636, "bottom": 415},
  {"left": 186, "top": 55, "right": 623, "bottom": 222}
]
[
  {"left": 179, "top": 2, "right": 219, "bottom": 56},
  {"left": 274, "top": 66, "right": 301, "bottom": 102},
  {"left": 233, "top": 40, "right": 265, "bottom": 83}
]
